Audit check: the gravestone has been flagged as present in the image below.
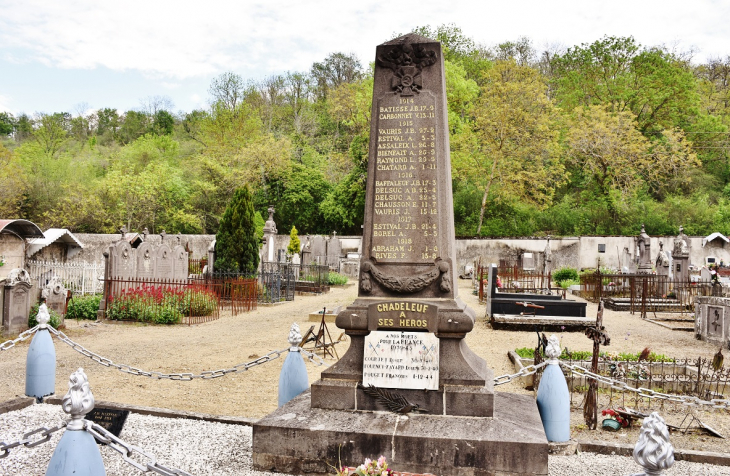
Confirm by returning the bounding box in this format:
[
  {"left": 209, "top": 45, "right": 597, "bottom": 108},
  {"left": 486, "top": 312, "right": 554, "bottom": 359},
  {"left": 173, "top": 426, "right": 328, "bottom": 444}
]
[
  {"left": 673, "top": 225, "right": 691, "bottom": 283},
  {"left": 655, "top": 241, "right": 671, "bottom": 297},
  {"left": 637, "top": 224, "right": 652, "bottom": 274},
  {"left": 172, "top": 245, "right": 188, "bottom": 280},
  {"left": 694, "top": 296, "right": 730, "bottom": 348},
  {"left": 253, "top": 34, "right": 548, "bottom": 476},
  {"left": 309, "top": 236, "right": 327, "bottom": 264},
  {"left": 135, "top": 241, "right": 156, "bottom": 280},
  {"left": 262, "top": 206, "right": 277, "bottom": 264},
  {"left": 109, "top": 240, "right": 135, "bottom": 280},
  {"left": 42, "top": 276, "right": 67, "bottom": 324},
  {"left": 2, "top": 269, "right": 33, "bottom": 334},
  {"left": 155, "top": 244, "right": 173, "bottom": 280},
  {"left": 325, "top": 235, "right": 341, "bottom": 269}
]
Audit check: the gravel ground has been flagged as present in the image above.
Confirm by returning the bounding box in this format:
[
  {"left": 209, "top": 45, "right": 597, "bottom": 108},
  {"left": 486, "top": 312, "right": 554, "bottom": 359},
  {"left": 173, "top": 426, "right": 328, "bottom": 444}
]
[
  {"left": 1, "top": 404, "right": 728, "bottom": 476},
  {"left": 0, "top": 279, "right": 728, "bottom": 467}
]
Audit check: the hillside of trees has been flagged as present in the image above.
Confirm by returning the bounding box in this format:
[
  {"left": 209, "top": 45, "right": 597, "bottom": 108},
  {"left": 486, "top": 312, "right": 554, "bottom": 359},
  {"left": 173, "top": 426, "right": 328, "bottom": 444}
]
[{"left": 2, "top": 25, "right": 730, "bottom": 238}]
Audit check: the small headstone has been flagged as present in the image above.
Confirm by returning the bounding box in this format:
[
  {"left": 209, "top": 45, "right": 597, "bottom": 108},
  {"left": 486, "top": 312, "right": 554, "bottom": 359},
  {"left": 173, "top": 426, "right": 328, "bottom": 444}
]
[
  {"left": 86, "top": 407, "right": 129, "bottom": 441},
  {"left": 172, "top": 245, "right": 188, "bottom": 280},
  {"left": 42, "top": 276, "right": 67, "bottom": 319},
  {"left": 135, "top": 241, "right": 156, "bottom": 280},
  {"left": 155, "top": 244, "right": 173, "bottom": 280}
]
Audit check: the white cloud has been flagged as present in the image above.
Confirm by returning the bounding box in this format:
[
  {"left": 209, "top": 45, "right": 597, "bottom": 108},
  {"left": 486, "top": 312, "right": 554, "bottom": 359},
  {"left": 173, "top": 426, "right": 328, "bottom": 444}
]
[
  {"left": 0, "top": 94, "right": 14, "bottom": 114},
  {"left": 0, "top": 0, "right": 728, "bottom": 84}
]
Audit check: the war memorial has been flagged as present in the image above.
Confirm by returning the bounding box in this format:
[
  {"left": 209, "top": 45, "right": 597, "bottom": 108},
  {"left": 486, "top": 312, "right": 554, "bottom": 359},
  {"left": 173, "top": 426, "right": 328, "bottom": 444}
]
[{"left": 252, "top": 34, "right": 548, "bottom": 475}]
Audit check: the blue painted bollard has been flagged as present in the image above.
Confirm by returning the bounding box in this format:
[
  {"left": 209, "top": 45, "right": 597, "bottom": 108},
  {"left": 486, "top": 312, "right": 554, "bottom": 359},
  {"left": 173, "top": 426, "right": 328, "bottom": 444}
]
[
  {"left": 26, "top": 304, "right": 56, "bottom": 399},
  {"left": 536, "top": 335, "right": 570, "bottom": 442},
  {"left": 46, "top": 368, "right": 106, "bottom": 476},
  {"left": 278, "top": 323, "right": 309, "bottom": 407}
]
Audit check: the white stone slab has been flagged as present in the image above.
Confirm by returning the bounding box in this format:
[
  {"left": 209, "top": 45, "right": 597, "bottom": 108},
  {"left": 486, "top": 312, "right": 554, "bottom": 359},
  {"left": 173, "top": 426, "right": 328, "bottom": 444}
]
[{"left": 363, "top": 330, "right": 439, "bottom": 390}]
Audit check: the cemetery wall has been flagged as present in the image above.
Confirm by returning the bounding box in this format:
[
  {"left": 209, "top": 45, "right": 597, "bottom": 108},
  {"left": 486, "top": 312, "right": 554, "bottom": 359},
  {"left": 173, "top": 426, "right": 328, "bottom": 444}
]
[
  {"left": 32, "top": 233, "right": 730, "bottom": 273},
  {"left": 0, "top": 234, "right": 24, "bottom": 278}
]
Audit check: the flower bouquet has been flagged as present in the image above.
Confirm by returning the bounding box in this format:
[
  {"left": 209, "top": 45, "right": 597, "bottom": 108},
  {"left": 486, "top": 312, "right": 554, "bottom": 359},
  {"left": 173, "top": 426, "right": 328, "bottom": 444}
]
[
  {"left": 601, "top": 408, "right": 629, "bottom": 431},
  {"left": 335, "top": 456, "right": 393, "bottom": 476}
]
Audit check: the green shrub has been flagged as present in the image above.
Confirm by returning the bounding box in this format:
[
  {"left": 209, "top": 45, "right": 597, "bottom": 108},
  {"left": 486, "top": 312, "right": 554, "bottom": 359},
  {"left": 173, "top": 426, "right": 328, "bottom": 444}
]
[
  {"left": 514, "top": 347, "right": 674, "bottom": 362},
  {"left": 66, "top": 294, "right": 102, "bottom": 320},
  {"left": 28, "top": 304, "right": 61, "bottom": 329},
  {"left": 104, "top": 284, "right": 219, "bottom": 324},
  {"left": 559, "top": 279, "right": 580, "bottom": 289},
  {"left": 552, "top": 267, "right": 578, "bottom": 285},
  {"left": 328, "top": 272, "right": 348, "bottom": 286}
]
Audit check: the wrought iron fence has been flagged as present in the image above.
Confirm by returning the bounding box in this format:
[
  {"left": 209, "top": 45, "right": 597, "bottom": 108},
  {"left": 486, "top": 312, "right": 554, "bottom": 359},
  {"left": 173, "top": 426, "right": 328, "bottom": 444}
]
[
  {"left": 188, "top": 257, "right": 208, "bottom": 275},
  {"left": 527, "top": 354, "right": 730, "bottom": 412},
  {"left": 476, "top": 264, "right": 554, "bottom": 302},
  {"left": 103, "top": 277, "right": 222, "bottom": 325},
  {"left": 580, "top": 271, "right": 712, "bottom": 316},
  {"left": 26, "top": 260, "right": 104, "bottom": 295}
]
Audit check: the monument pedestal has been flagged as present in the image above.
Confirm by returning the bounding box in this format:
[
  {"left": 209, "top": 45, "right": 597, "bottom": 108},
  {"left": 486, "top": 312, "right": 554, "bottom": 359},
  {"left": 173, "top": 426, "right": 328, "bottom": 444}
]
[{"left": 253, "top": 391, "right": 548, "bottom": 476}]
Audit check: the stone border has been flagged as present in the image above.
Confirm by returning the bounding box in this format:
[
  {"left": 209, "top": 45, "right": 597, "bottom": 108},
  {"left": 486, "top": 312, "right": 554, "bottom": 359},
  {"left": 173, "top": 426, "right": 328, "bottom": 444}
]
[
  {"left": 2, "top": 397, "right": 727, "bottom": 467},
  {"left": 550, "top": 440, "right": 730, "bottom": 467},
  {"left": 0, "top": 396, "right": 256, "bottom": 427}
]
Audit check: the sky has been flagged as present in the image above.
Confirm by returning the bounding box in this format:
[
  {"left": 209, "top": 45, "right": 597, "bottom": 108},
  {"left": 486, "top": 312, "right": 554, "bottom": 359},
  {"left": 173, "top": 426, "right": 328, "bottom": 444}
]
[{"left": 1, "top": 0, "right": 729, "bottom": 116}]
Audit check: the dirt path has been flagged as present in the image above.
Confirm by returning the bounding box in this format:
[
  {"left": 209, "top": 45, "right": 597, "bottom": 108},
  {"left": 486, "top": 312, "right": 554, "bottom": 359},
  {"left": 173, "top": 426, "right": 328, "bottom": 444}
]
[{"left": 1, "top": 280, "right": 727, "bottom": 452}]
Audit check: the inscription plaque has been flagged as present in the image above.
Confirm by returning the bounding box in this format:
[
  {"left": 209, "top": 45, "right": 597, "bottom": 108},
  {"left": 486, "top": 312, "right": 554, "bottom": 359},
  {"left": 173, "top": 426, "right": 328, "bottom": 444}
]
[
  {"left": 363, "top": 330, "right": 439, "bottom": 390},
  {"left": 367, "top": 301, "right": 437, "bottom": 332},
  {"left": 707, "top": 306, "right": 724, "bottom": 336},
  {"left": 86, "top": 407, "right": 129, "bottom": 441}
]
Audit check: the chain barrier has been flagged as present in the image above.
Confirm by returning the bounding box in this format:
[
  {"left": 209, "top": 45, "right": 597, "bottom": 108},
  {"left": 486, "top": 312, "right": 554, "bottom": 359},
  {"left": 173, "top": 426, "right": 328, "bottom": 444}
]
[
  {"left": 85, "top": 421, "right": 192, "bottom": 476},
  {"left": 493, "top": 361, "right": 549, "bottom": 386},
  {"left": 560, "top": 362, "right": 730, "bottom": 410},
  {"left": 0, "top": 422, "right": 67, "bottom": 458},
  {"left": 48, "top": 326, "right": 311, "bottom": 380},
  {"left": 0, "top": 326, "right": 40, "bottom": 352},
  {"left": 299, "top": 348, "right": 329, "bottom": 367}
]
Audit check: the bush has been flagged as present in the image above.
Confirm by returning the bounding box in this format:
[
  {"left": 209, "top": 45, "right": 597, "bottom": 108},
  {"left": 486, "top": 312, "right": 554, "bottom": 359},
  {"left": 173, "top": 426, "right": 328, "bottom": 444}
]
[
  {"left": 559, "top": 279, "right": 580, "bottom": 289},
  {"left": 105, "top": 284, "right": 217, "bottom": 324},
  {"left": 552, "top": 267, "right": 578, "bottom": 285},
  {"left": 28, "top": 303, "right": 61, "bottom": 329},
  {"left": 328, "top": 272, "right": 348, "bottom": 286},
  {"left": 514, "top": 347, "right": 674, "bottom": 362},
  {"left": 66, "top": 294, "right": 102, "bottom": 320}
]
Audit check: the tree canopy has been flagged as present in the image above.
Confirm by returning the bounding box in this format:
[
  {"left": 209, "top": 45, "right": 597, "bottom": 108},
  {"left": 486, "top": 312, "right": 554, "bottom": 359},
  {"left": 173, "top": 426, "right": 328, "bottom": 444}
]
[{"left": 2, "top": 28, "right": 730, "bottom": 240}]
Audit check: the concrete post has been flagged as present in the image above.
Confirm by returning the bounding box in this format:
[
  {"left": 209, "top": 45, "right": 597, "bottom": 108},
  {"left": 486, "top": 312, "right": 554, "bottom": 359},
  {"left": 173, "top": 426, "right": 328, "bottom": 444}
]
[
  {"left": 536, "top": 335, "right": 570, "bottom": 442},
  {"left": 46, "top": 368, "right": 106, "bottom": 476},
  {"left": 278, "top": 323, "right": 309, "bottom": 407},
  {"left": 25, "top": 304, "right": 55, "bottom": 400}
]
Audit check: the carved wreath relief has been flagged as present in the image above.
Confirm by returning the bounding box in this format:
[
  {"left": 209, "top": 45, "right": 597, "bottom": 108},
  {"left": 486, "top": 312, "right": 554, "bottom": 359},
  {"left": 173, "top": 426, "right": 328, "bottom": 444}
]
[{"left": 377, "top": 43, "right": 437, "bottom": 96}]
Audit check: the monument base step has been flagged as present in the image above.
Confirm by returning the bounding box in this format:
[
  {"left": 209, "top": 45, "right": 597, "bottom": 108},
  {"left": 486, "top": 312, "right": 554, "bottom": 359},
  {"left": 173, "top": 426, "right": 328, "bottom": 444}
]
[
  {"left": 252, "top": 390, "right": 548, "bottom": 476},
  {"left": 491, "top": 314, "right": 593, "bottom": 331}
]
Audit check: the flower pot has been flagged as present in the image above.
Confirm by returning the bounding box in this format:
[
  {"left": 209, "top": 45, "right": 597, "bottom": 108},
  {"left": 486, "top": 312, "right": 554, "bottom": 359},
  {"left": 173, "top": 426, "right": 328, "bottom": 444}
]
[{"left": 602, "top": 418, "right": 621, "bottom": 431}]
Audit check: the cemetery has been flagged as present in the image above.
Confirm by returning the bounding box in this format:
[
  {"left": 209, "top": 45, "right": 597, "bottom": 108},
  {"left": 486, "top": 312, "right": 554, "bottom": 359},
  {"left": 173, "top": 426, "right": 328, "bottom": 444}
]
[{"left": 1, "top": 34, "right": 729, "bottom": 476}]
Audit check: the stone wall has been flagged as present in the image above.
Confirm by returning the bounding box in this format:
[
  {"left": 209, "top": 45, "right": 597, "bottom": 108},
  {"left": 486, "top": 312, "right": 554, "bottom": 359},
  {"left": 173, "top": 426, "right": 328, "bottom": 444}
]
[
  {"left": 0, "top": 234, "right": 24, "bottom": 279},
  {"left": 31, "top": 233, "right": 730, "bottom": 275}
]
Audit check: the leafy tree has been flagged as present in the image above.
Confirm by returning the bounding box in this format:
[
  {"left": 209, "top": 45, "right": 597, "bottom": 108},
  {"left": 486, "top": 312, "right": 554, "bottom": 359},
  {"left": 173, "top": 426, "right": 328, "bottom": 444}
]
[
  {"left": 0, "top": 112, "right": 15, "bottom": 136},
  {"left": 118, "top": 110, "right": 150, "bottom": 144},
  {"left": 152, "top": 110, "right": 175, "bottom": 135},
  {"left": 0, "top": 144, "right": 25, "bottom": 216},
  {"left": 287, "top": 225, "right": 300, "bottom": 256},
  {"left": 14, "top": 114, "right": 34, "bottom": 142},
  {"left": 454, "top": 60, "right": 563, "bottom": 235},
  {"left": 209, "top": 72, "right": 246, "bottom": 111},
  {"left": 32, "top": 113, "right": 69, "bottom": 157},
  {"left": 214, "top": 187, "right": 259, "bottom": 273},
  {"left": 311, "top": 52, "right": 362, "bottom": 101},
  {"left": 552, "top": 36, "right": 699, "bottom": 134}
]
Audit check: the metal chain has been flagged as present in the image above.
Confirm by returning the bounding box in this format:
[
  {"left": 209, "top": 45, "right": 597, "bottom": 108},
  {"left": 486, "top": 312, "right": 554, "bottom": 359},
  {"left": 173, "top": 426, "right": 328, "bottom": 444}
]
[
  {"left": 47, "top": 326, "right": 294, "bottom": 380},
  {"left": 560, "top": 362, "right": 730, "bottom": 410},
  {"left": 493, "top": 361, "right": 549, "bottom": 386},
  {"left": 0, "top": 422, "right": 67, "bottom": 458},
  {"left": 299, "top": 348, "right": 329, "bottom": 366},
  {"left": 0, "top": 326, "right": 40, "bottom": 351},
  {"left": 85, "top": 421, "right": 193, "bottom": 475}
]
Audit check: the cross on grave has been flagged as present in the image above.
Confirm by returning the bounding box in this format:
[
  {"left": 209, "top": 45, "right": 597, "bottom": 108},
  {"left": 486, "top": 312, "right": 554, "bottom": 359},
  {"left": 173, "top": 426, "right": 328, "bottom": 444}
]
[
  {"left": 711, "top": 309, "right": 722, "bottom": 334},
  {"left": 584, "top": 300, "right": 610, "bottom": 430}
]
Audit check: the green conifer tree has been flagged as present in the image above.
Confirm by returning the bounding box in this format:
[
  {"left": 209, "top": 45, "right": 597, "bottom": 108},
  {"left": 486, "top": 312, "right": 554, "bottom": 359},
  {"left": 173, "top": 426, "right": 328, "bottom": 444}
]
[
  {"left": 287, "top": 225, "right": 301, "bottom": 257},
  {"left": 215, "top": 186, "right": 260, "bottom": 273}
]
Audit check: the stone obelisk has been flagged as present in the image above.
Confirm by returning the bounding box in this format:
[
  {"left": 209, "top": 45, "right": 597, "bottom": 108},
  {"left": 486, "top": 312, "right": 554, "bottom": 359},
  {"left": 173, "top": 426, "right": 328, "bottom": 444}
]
[{"left": 253, "top": 34, "right": 548, "bottom": 476}]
